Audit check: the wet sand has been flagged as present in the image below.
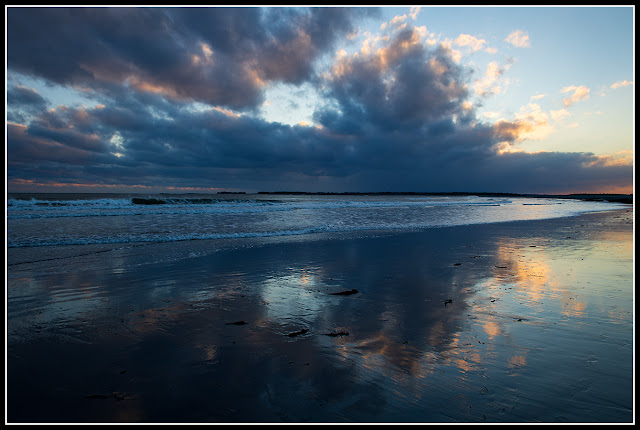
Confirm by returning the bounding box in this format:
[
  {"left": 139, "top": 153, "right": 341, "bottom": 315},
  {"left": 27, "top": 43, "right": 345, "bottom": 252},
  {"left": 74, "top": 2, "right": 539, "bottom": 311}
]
[{"left": 6, "top": 208, "right": 634, "bottom": 423}]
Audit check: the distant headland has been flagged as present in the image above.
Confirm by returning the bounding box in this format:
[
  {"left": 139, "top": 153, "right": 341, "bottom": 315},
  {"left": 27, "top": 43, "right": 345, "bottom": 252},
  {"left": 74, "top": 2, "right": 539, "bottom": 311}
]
[{"left": 253, "top": 191, "right": 633, "bottom": 205}]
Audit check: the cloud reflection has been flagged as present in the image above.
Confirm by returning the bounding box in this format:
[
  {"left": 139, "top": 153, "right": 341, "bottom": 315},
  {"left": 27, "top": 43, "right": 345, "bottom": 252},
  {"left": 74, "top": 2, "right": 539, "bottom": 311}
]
[{"left": 7, "top": 211, "right": 633, "bottom": 422}]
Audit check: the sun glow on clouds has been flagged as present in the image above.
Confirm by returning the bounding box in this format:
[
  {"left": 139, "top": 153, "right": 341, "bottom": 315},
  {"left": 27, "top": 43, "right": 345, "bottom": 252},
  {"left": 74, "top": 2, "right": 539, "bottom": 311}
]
[
  {"left": 5, "top": 6, "right": 633, "bottom": 194},
  {"left": 489, "top": 101, "right": 578, "bottom": 155},
  {"left": 505, "top": 30, "right": 530, "bottom": 48},
  {"left": 191, "top": 43, "right": 214, "bottom": 66},
  {"left": 7, "top": 179, "right": 226, "bottom": 193},
  {"left": 610, "top": 80, "right": 632, "bottom": 89},
  {"left": 474, "top": 62, "right": 510, "bottom": 96},
  {"left": 455, "top": 34, "right": 487, "bottom": 52},
  {"left": 110, "top": 132, "right": 125, "bottom": 158},
  {"left": 561, "top": 85, "right": 590, "bottom": 107},
  {"left": 213, "top": 106, "right": 242, "bottom": 118},
  {"left": 584, "top": 150, "right": 634, "bottom": 168},
  {"left": 259, "top": 81, "right": 322, "bottom": 127}
]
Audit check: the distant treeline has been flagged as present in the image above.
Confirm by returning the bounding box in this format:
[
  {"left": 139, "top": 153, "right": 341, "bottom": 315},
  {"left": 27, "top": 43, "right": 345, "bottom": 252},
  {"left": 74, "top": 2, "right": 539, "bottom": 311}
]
[{"left": 255, "top": 191, "right": 633, "bottom": 204}]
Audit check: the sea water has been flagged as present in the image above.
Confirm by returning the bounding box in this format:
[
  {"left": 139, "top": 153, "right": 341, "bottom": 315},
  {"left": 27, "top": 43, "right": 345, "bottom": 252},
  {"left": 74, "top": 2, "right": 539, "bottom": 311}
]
[
  {"left": 6, "top": 193, "right": 628, "bottom": 249},
  {"left": 6, "top": 193, "right": 634, "bottom": 422}
]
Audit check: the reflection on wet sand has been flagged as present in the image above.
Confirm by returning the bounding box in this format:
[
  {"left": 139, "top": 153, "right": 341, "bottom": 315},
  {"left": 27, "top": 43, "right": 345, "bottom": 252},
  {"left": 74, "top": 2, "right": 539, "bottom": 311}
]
[{"left": 7, "top": 210, "right": 633, "bottom": 423}]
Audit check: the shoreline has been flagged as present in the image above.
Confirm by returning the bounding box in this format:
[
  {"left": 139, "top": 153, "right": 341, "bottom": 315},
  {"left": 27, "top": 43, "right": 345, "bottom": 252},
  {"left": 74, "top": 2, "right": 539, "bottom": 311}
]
[
  {"left": 7, "top": 208, "right": 634, "bottom": 423},
  {"left": 5, "top": 207, "right": 633, "bottom": 277},
  {"left": 7, "top": 191, "right": 634, "bottom": 205},
  {"left": 6, "top": 207, "right": 633, "bottom": 278}
]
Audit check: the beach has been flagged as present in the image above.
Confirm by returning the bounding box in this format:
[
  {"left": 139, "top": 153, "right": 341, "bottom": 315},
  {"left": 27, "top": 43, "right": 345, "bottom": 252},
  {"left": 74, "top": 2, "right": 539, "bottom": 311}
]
[{"left": 6, "top": 207, "right": 634, "bottom": 423}]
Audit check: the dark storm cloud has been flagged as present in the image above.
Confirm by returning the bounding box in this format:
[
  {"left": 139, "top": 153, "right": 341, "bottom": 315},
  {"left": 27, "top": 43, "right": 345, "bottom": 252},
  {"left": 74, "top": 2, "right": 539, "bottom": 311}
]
[
  {"left": 7, "top": 6, "right": 374, "bottom": 111},
  {"left": 305, "top": 27, "right": 493, "bottom": 173},
  {"left": 7, "top": 89, "right": 631, "bottom": 193},
  {"left": 6, "top": 84, "right": 49, "bottom": 123},
  {"left": 7, "top": 122, "right": 104, "bottom": 168},
  {"left": 5, "top": 7, "right": 632, "bottom": 193},
  {"left": 316, "top": 29, "right": 471, "bottom": 132},
  {"left": 7, "top": 85, "right": 48, "bottom": 108}
]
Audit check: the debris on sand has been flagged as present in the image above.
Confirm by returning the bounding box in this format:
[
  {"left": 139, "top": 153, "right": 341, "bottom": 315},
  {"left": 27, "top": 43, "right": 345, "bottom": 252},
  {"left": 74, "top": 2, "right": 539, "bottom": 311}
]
[
  {"left": 444, "top": 299, "right": 453, "bottom": 305},
  {"left": 85, "top": 392, "right": 129, "bottom": 401},
  {"left": 330, "top": 289, "right": 359, "bottom": 296},
  {"left": 85, "top": 394, "right": 111, "bottom": 399},
  {"left": 226, "top": 320, "right": 247, "bottom": 325},
  {"left": 286, "top": 328, "right": 309, "bottom": 337},
  {"left": 324, "top": 331, "right": 350, "bottom": 337}
]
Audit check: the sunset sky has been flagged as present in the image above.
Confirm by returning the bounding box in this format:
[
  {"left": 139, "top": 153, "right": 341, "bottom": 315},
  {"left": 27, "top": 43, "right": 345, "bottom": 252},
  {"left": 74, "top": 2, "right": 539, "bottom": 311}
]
[{"left": 6, "top": 6, "right": 634, "bottom": 194}]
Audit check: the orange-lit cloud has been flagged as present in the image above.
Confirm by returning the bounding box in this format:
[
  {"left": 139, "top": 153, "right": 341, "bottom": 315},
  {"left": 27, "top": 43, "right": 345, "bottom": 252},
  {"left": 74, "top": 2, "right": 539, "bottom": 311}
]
[
  {"left": 491, "top": 103, "right": 554, "bottom": 151},
  {"left": 474, "top": 61, "right": 510, "bottom": 95},
  {"left": 212, "top": 106, "right": 243, "bottom": 118},
  {"left": 6, "top": 179, "right": 226, "bottom": 193},
  {"left": 561, "top": 85, "right": 590, "bottom": 107},
  {"left": 610, "top": 80, "right": 633, "bottom": 89},
  {"left": 549, "top": 108, "right": 570, "bottom": 121},
  {"left": 329, "top": 26, "right": 427, "bottom": 80},
  {"left": 455, "top": 33, "right": 487, "bottom": 52},
  {"left": 7, "top": 8, "right": 633, "bottom": 196},
  {"left": 128, "top": 76, "right": 181, "bottom": 99},
  {"left": 583, "top": 150, "right": 633, "bottom": 168},
  {"left": 505, "top": 29, "right": 530, "bottom": 47}
]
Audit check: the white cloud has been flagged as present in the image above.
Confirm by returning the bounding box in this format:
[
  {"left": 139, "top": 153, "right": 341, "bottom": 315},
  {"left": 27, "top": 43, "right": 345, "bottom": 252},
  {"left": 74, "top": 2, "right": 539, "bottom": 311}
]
[
  {"left": 550, "top": 108, "right": 570, "bottom": 121},
  {"left": 505, "top": 30, "right": 530, "bottom": 48},
  {"left": 390, "top": 14, "right": 407, "bottom": 25},
  {"left": 480, "top": 111, "right": 501, "bottom": 119},
  {"left": 474, "top": 61, "right": 510, "bottom": 95},
  {"left": 561, "top": 85, "right": 590, "bottom": 107},
  {"left": 610, "top": 80, "right": 633, "bottom": 89},
  {"left": 454, "top": 33, "right": 487, "bottom": 52},
  {"left": 513, "top": 103, "right": 554, "bottom": 141},
  {"left": 438, "top": 39, "right": 462, "bottom": 63}
]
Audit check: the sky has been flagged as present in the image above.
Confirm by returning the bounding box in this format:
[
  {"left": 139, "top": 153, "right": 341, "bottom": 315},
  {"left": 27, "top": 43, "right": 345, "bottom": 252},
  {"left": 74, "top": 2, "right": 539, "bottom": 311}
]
[{"left": 5, "top": 5, "right": 635, "bottom": 194}]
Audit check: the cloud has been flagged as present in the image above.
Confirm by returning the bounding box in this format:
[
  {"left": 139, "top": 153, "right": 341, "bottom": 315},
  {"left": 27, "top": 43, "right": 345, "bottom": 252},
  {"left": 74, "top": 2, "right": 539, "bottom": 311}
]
[
  {"left": 550, "top": 109, "right": 570, "bottom": 121},
  {"left": 561, "top": 85, "right": 590, "bottom": 107},
  {"left": 6, "top": 8, "right": 632, "bottom": 194},
  {"left": 390, "top": 14, "right": 408, "bottom": 25},
  {"left": 512, "top": 103, "right": 553, "bottom": 141},
  {"left": 7, "top": 7, "right": 376, "bottom": 111},
  {"left": 505, "top": 30, "right": 530, "bottom": 47},
  {"left": 7, "top": 90, "right": 631, "bottom": 194},
  {"left": 610, "top": 80, "right": 633, "bottom": 89},
  {"left": 320, "top": 27, "right": 470, "bottom": 131},
  {"left": 6, "top": 84, "right": 49, "bottom": 123},
  {"left": 474, "top": 61, "right": 510, "bottom": 96},
  {"left": 454, "top": 34, "right": 487, "bottom": 52},
  {"left": 480, "top": 111, "right": 502, "bottom": 120}
]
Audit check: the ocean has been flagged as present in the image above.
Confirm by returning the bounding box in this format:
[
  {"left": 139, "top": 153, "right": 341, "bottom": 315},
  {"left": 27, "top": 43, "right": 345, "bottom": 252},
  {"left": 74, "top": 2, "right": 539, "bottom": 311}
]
[
  {"left": 6, "top": 192, "right": 634, "bottom": 423},
  {"left": 6, "top": 192, "right": 629, "bottom": 249}
]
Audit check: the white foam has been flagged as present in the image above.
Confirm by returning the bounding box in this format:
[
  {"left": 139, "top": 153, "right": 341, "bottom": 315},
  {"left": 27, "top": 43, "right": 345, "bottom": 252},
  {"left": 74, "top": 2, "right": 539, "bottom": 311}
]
[
  {"left": 6, "top": 195, "right": 628, "bottom": 248},
  {"left": 6, "top": 196, "right": 517, "bottom": 220}
]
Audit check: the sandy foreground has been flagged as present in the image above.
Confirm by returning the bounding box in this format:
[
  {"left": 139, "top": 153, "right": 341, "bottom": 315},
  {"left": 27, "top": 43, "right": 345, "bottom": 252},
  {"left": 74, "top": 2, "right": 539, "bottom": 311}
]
[{"left": 6, "top": 208, "right": 634, "bottom": 423}]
